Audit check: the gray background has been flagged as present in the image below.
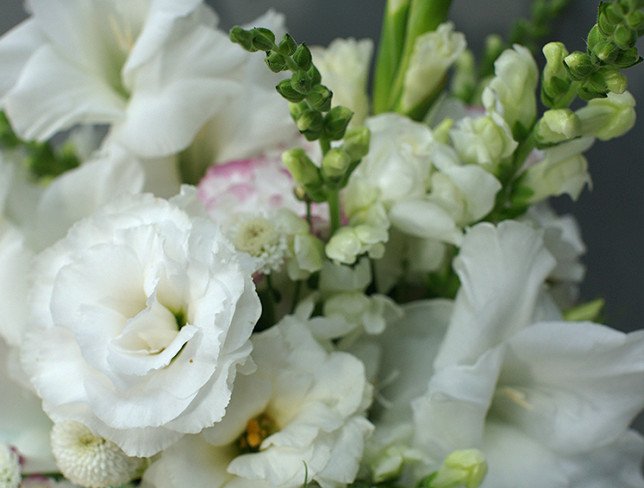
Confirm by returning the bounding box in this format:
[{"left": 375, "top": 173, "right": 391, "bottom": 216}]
[{"left": 2, "top": 0, "right": 643, "bottom": 334}]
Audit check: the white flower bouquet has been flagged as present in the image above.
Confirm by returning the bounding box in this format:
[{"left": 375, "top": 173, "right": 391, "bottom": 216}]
[{"left": 1, "top": 0, "right": 643, "bottom": 487}]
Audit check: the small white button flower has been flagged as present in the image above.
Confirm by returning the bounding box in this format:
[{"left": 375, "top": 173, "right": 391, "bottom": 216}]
[
  {"left": 22, "top": 193, "right": 261, "bottom": 457},
  {"left": 0, "top": 443, "right": 21, "bottom": 488},
  {"left": 50, "top": 421, "right": 145, "bottom": 488}
]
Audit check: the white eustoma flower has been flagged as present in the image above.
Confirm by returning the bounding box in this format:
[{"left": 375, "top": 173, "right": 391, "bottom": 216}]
[
  {"left": 0, "top": 0, "right": 240, "bottom": 158},
  {"left": 482, "top": 45, "right": 539, "bottom": 134},
  {"left": 144, "top": 316, "right": 373, "bottom": 488},
  {"left": 311, "top": 38, "right": 373, "bottom": 126},
  {"left": 385, "top": 221, "right": 644, "bottom": 486},
  {"left": 21, "top": 193, "right": 261, "bottom": 457}
]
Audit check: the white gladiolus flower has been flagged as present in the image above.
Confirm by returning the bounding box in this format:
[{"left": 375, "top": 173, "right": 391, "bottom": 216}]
[
  {"left": 0, "top": 443, "right": 21, "bottom": 488},
  {"left": 21, "top": 193, "right": 261, "bottom": 457},
  {"left": 482, "top": 45, "right": 539, "bottom": 134},
  {"left": 0, "top": 0, "right": 241, "bottom": 158},
  {"left": 311, "top": 38, "right": 373, "bottom": 126},
  {"left": 144, "top": 317, "right": 374, "bottom": 488},
  {"left": 50, "top": 421, "right": 144, "bottom": 488},
  {"left": 179, "top": 11, "right": 298, "bottom": 182},
  {"left": 376, "top": 221, "right": 644, "bottom": 486}
]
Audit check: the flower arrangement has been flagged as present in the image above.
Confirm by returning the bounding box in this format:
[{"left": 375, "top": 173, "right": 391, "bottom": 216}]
[{"left": 0, "top": 0, "right": 643, "bottom": 487}]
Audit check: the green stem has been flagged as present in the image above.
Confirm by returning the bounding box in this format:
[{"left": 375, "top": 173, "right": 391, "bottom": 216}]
[
  {"left": 319, "top": 137, "right": 331, "bottom": 155},
  {"left": 373, "top": 0, "right": 411, "bottom": 113},
  {"left": 388, "top": 0, "right": 453, "bottom": 111},
  {"left": 328, "top": 189, "right": 341, "bottom": 234},
  {"left": 291, "top": 280, "right": 302, "bottom": 314}
]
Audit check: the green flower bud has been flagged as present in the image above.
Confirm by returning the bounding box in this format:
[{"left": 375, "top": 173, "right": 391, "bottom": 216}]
[
  {"left": 451, "top": 50, "right": 477, "bottom": 102},
  {"left": 282, "top": 148, "right": 321, "bottom": 188},
  {"left": 342, "top": 126, "right": 371, "bottom": 160},
  {"left": 625, "top": 9, "right": 644, "bottom": 30},
  {"left": 306, "top": 85, "right": 333, "bottom": 112},
  {"left": 250, "top": 27, "right": 275, "bottom": 52},
  {"left": 322, "top": 148, "right": 352, "bottom": 180},
  {"left": 290, "top": 70, "right": 313, "bottom": 95},
  {"left": 307, "top": 65, "right": 322, "bottom": 86},
  {"left": 542, "top": 42, "right": 575, "bottom": 108},
  {"left": 276, "top": 79, "right": 306, "bottom": 102},
  {"left": 603, "top": 69, "right": 628, "bottom": 93},
  {"left": 564, "top": 51, "right": 597, "bottom": 80},
  {"left": 296, "top": 110, "right": 324, "bottom": 139},
  {"left": 229, "top": 26, "right": 254, "bottom": 51},
  {"left": 293, "top": 44, "right": 313, "bottom": 70},
  {"left": 612, "top": 46, "right": 641, "bottom": 69},
  {"left": 289, "top": 102, "right": 307, "bottom": 121},
  {"left": 265, "top": 51, "right": 288, "bottom": 73},
  {"left": 576, "top": 91, "right": 636, "bottom": 140},
  {"left": 535, "top": 108, "right": 581, "bottom": 145},
  {"left": 592, "top": 39, "right": 620, "bottom": 63},
  {"left": 277, "top": 33, "right": 297, "bottom": 55},
  {"left": 613, "top": 24, "right": 637, "bottom": 49},
  {"left": 324, "top": 106, "right": 354, "bottom": 140},
  {"left": 586, "top": 25, "right": 604, "bottom": 52}
]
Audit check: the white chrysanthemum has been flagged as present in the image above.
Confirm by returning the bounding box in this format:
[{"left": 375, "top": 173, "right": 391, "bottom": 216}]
[
  {"left": 0, "top": 443, "right": 20, "bottom": 488},
  {"left": 144, "top": 317, "right": 374, "bottom": 488},
  {"left": 21, "top": 192, "right": 261, "bottom": 457},
  {"left": 51, "top": 421, "right": 144, "bottom": 488}
]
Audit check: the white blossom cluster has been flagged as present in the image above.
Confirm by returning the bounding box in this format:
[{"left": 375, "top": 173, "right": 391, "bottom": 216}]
[{"left": 0, "top": 1, "right": 642, "bottom": 488}]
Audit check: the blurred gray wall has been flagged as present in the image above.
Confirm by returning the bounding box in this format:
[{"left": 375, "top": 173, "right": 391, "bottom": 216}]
[{"left": 2, "top": 0, "right": 643, "bottom": 333}]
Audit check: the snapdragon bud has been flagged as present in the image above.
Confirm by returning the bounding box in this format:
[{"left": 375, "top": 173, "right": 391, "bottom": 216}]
[
  {"left": 576, "top": 91, "right": 636, "bottom": 140},
  {"left": 322, "top": 148, "right": 352, "bottom": 180},
  {"left": 229, "top": 26, "right": 254, "bottom": 51},
  {"left": 541, "top": 42, "right": 575, "bottom": 108},
  {"left": 276, "top": 79, "right": 306, "bottom": 103},
  {"left": 296, "top": 109, "right": 324, "bottom": 139},
  {"left": 565, "top": 51, "right": 597, "bottom": 80},
  {"left": 277, "top": 33, "right": 297, "bottom": 56},
  {"left": 250, "top": 27, "right": 276, "bottom": 52},
  {"left": 342, "top": 126, "right": 371, "bottom": 160},
  {"left": 293, "top": 44, "right": 313, "bottom": 70},
  {"left": 265, "top": 51, "right": 288, "bottom": 73},
  {"left": 306, "top": 85, "right": 333, "bottom": 112},
  {"left": 290, "top": 70, "right": 313, "bottom": 95},
  {"left": 602, "top": 69, "right": 628, "bottom": 93},
  {"left": 324, "top": 106, "right": 353, "bottom": 140},
  {"left": 535, "top": 108, "right": 581, "bottom": 145},
  {"left": 282, "top": 148, "right": 321, "bottom": 188}
]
